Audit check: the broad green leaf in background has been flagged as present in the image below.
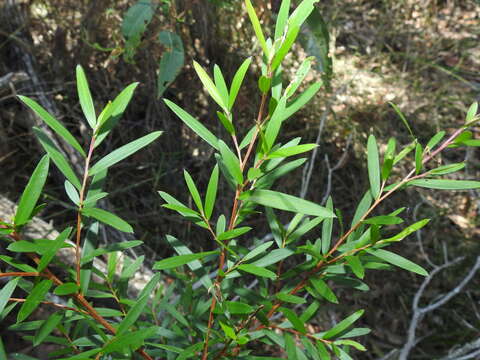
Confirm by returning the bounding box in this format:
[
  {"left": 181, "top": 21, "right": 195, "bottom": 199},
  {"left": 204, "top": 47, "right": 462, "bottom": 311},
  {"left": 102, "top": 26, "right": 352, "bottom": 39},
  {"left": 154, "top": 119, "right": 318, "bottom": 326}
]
[
  {"left": 229, "top": 57, "right": 252, "bottom": 110},
  {"left": 193, "top": 61, "right": 226, "bottom": 109},
  {"left": 367, "top": 248, "right": 428, "bottom": 276},
  {"left": 321, "top": 196, "right": 334, "bottom": 254},
  {"left": 244, "top": 0, "right": 269, "bottom": 58},
  {"left": 121, "top": 0, "right": 157, "bottom": 62},
  {"left": 82, "top": 207, "right": 133, "bottom": 233},
  {"left": 322, "top": 309, "right": 364, "bottom": 340},
  {"left": 153, "top": 251, "right": 218, "bottom": 270},
  {"left": 367, "top": 135, "right": 380, "bottom": 199},
  {"left": 33, "top": 127, "right": 82, "bottom": 190},
  {"left": 0, "top": 278, "right": 20, "bottom": 315},
  {"left": 18, "top": 96, "right": 86, "bottom": 157},
  {"left": 408, "top": 179, "right": 480, "bottom": 190},
  {"left": 17, "top": 280, "right": 53, "bottom": 323},
  {"left": 89, "top": 131, "right": 162, "bottom": 175},
  {"left": 15, "top": 155, "right": 49, "bottom": 226},
  {"left": 95, "top": 83, "right": 139, "bottom": 145},
  {"left": 33, "top": 312, "right": 62, "bottom": 346},
  {"left": 157, "top": 31, "right": 184, "bottom": 98},
  {"left": 64, "top": 180, "right": 79, "bottom": 205},
  {"left": 241, "top": 189, "right": 335, "bottom": 218},
  {"left": 164, "top": 99, "right": 219, "bottom": 150},
  {"left": 237, "top": 264, "right": 277, "bottom": 279},
  {"left": 76, "top": 65, "right": 96, "bottom": 129},
  {"left": 218, "top": 140, "right": 243, "bottom": 185},
  {"left": 38, "top": 227, "right": 72, "bottom": 272},
  {"left": 183, "top": 170, "right": 204, "bottom": 214},
  {"left": 205, "top": 165, "right": 219, "bottom": 220}
]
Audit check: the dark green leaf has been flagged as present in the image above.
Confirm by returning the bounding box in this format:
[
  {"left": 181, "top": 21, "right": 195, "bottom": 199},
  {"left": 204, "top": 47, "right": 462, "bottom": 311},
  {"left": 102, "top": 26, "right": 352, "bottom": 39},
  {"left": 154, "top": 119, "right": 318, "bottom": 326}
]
[
  {"left": 38, "top": 227, "right": 72, "bottom": 272},
  {"left": 76, "top": 65, "right": 96, "bottom": 129},
  {"left": 237, "top": 264, "right": 277, "bottom": 279},
  {"left": 15, "top": 155, "right": 49, "bottom": 226},
  {"left": 415, "top": 143, "right": 423, "bottom": 174},
  {"left": 183, "top": 170, "right": 204, "bottom": 213},
  {"left": 280, "top": 307, "right": 305, "bottom": 333},
  {"left": 64, "top": 180, "right": 79, "bottom": 205},
  {"left": 276, "top": 292, "right": 306, "bottom": 304},
  {"left": 252, "top": 248, "right": 294, "bottom": 267},
  {"left": 321, "top": 197, "right": 334, "bottom": 254},
  {"left": 322, "top": 309, "right": 364, "bottom": 339},
  {"left": 367, "top": 135, "right": 380, "bottom": 199},
  {"left": 33, "top": 312, "right": 62, "bottom": 346},
  {"left": 81, "top": 240, "right": 142, "bottom": 265},
  {"left": 53, "top": 282, "right": 79, "bottom": 296},
  {"left": 17, "top": 280, "right": 53, "bottom": 323},
  {"left": 310, "top": 277, "right": 338, "bottom": 303},
  {"left": 82, "top": 207, "right": 133, "bottom": 233},
  {"left": 0, "top": 278, "right": 20, "bottom": 315},
  {"left": 346, "top": 256, "right": 364, "bottom": 279},
  {"left": 153, "top": 251, "right": 218, "bottom": 270},
  {"left": 217, "top": 111, "right": 235, "bottom": 135},
  {"left": 429, "top": 163, "right": 465, "bottom": 175},
  {"left": 244, "top": 241, "right": 274, "bottom": 261},
  {"left": 218, "top": 140, "right": 243, "bottom": 185},
  {"left": 366, "top": 248, "right": 428, "bottom": 276},
  {"left": 217, "top": 227, "right": 252, "bottom": 241},
  {"left": 157, "top": 31, "right": 184, "bottom": 97},
  {"left": 229, "top": 57, "right": 252, "bottom": 110},
  {"left": 205, "top": 165, "right": 219, "bottom": 220}
]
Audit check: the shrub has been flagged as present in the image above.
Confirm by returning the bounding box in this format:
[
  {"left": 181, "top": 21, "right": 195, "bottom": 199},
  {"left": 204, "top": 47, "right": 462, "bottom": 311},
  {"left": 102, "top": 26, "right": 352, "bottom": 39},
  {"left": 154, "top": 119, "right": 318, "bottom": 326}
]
[{"left": 1, "top": 0, "right": 479, "bottom": 359}]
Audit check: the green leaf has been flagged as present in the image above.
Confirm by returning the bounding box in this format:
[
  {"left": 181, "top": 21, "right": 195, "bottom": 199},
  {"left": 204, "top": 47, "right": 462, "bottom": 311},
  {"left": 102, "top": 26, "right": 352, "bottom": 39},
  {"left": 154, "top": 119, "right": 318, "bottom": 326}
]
[
  {"left": 218, "top": 140, "right": 243, "bottom": 185},
  {"left": 229, "top": 57, "right": 252, "bottom": 110},
  {"left": 153, "top": 251, "right": 218, "bottom": 270},
  {"left": 0, "top": 278, "right": 20, "bottom": 315},
  {"left": 363, "top": 216, "right": 403, "bottom": 225},
  {"left": 282, "top": 82, "right": 322, "bottom": 121},
  {"left": 346, "top": 256, "right": 364, "bottom": 279},
  {"left": 204, "top": 165, "right": 219, "bottom": 220},
  {"left": 81, "top": 240, "right": 142, "bottom": 265},
  {"left": 389, "top": 102, "right": 414, "bottom": 140},
  {"left": 164, "top": 99, "right": 219, "bottom": 150},
  {"left": 284, "top": 58, "right": 313, "bottom": 99},
  {"left": 381, "top": 137, "right": 396, "bottom": 181},
  {"left": 18, "top": 96, "right": 86, "bottom": 157},
  {"left": 334, "top": 339, "right": 366, "bottom": 351},
  {"left": 183, "top": 170, "right": 204, "bottom": 213},
  {"left": 82, "top": 207, "right": 133, "bottom": 233},
  {"left": 225, "top": 301, "right": 253, "bottom": 314},
  {"left": 393, "top": 141, "right": 416, "bottom": 165},
  {"left": 38, "top": 227, "right": 72, "bottom": 272},
  {"left": 33, "top": 312, "right": 62, "bottom": 346},
  {"left": 426, "top": 131, "right": 445, "bottom": 151},
  {"left": 83, "top": 192, "right": 109, "bottom": 207},
  {"left": 264, "top": 97, "right": 287, "bottom": 151},
  {"left": 242, "top": 189, "right": 335, "bottom": 218},
  {"left": 245, "top": 0, "right": 269, "bottom": 57},
  {"left": 17, "top": 280, "right": 53, "bottom": 323},
  {"left": 53, "top": 282, "right": 79, "bottom": 296},
  {"left": 89, "top": 131, "right": 162, "bottom": 175},
  {"left": 217, "top": 111, "right": 235, "bottom": 135},
  {"left": 157, "top": 31, "right": 184, "bottom": 97},
  {"left": 429, "top": 163, "right": 466, "bottom": 175},
  {"left": 103, "top": 327, "right": 157, "bottom": 354},
  {"left": 274, "top": 0, "right": 290, "bottom": 39},
  {"left": 193, "top": 61, "right": 225, "bottom": 109},
  {"left": 367, "top": 135, "right": 380, "bottom": 199},
  {"left": 0, "top": 256, "right": 36, "bottom": 273},
  {"left": 415, "top": 143, "right": 423, "bottom": 174},
  {"left": 381, "top": 219, "right": 430, "bottom": 242},
  {"left": 258, "top": 75, "right": 272, "bottom": 94},
  {"left": 269, "top": 144, "right": 317, "bottom": 158},
  {"left": 116, "top": 293, "right": 151, "bottom": 335},
  {"left": 64, "top": 180, "right": 79, "bottom": 205},
  {"left": 214, "top": 65, "right": 230, "bottom": 107},
  {"left": 276, "top": 292, "right": 306, "bottom": 304},
  {"left": 280, "top": 307, "right": 305, "bottom": 333},
  {"left": 322, "top": 309, "right": 364, "bottom": 340},
  {"left": 271, "top": 26, "right": 300, "bottom": 71},
  {"left": 217, "top": 227, "right": 252, "bottom": 241},
  {"left": 284, "top": 332, "right": 298, "bottom": 360},
  {"left": 366, "top": 248, "right": 428, "bottom": 276},
  {"left": 408, "top": 179, "right": 480, "bottom": 190},
  {"left": 33, "top": 127, "right": 81, "bottom": 190},
  {"left": 220, "top": 321, "right": 237, "bottom": 340},
  {"left": 321, "top": 197, "right": 334, "bottom": 254},
  {"left": 244, "top": 241, "right": 274, "bottom": 261},
  {"left": 310, "top": 277, "right": 338, "bottom": 303},
  {"left": 465, "top": 101, "right": 478, "bottom": 124},
  {"left": 15, "top": 155, "right": 50, "bottom": 226},
  {"left": 76, "top": 65, "right": 96, "bottom": 129},
  {"left": 237, "top": 264, "right": 277, "bottom": 279},
  {"left": 252, "top": 248, "right": 294, "bottom": 267},
  {"left": 95, "top": 83, "right": 139, "bottom": 146}
]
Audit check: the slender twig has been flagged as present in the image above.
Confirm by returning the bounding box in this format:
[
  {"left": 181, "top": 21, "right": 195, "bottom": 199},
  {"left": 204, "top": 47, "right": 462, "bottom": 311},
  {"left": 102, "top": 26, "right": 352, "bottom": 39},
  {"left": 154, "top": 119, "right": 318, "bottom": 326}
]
[
  {"left": 0, "top": 272, "right": 39, "bottom": 278},
  {"left": 8, "top": 297, "right": 90, "bottom": 315}
]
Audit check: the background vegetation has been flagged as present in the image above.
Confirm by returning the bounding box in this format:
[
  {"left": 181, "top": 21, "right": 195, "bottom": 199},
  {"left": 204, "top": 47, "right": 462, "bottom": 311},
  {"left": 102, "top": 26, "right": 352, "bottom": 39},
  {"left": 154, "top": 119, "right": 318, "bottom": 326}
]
[{"left": 0, "top": 0, "right": 479, "bottom": 359}]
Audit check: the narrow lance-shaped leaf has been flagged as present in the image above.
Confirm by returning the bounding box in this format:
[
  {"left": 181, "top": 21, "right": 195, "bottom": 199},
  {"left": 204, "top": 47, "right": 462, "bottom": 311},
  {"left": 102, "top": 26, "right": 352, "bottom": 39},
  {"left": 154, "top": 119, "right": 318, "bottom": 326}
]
[
  {"left": 164, "top": 99, "right": 219, "bottom": 150},
  {"left": 415, "top": 143, "right": 423, "bottom": 175},
  {"left": 389, "top": 102, "right": 414, "bottom": 140},
  {"left": 229, "top": 57, "right": 252, "bottom": 110},
  {"left": 64, "top": 180, "right": 79, "bottom": 206},
  {"left": 426, "top": 131, "right": 445, "bottom": 151},
  {"left": 366, "top": 248, "right": 428, "bottom": 276},
  {"left": 367, "top": 135, "right": 380, "bottom": 199},
  {"left": 18, "top": 96, "right": 86, "bottom": 157},
  {"left": 408, "top": 179, "right": 480, "bottom": 190},
  {"left": 204, "top": 165, "right": 219, "bottom": 220},
  {"left": 271, "top": 26, "right": 301, "bottom": 71},
  {"left": 18, "top": 280, "right": 53, "bottom": 323},
  {"left": 33, "top": 312, "right": 62, "bottom": 346},
  {"left": 89, "top": 131, "right": 162, "bottom": 175},
  {"left": 15, "top": 155, "right": 50, "bottom": 226},
  {"left": 0, "top": 278, "right": 20, "bottom": 315},
  {"left": 33, "top": 127, "right": 82, "bottom": 190},
  {"left": 310, "top": 277, "right": 338, "bottom": 303},
  {"left": 157, "top": 31, "right": 184, "bottom": 98},
  {"left": 214, "top": 65, "right": 229, "bottom": 108},
  {"left": 429, "top": 162, "right": 465, "bottom": 176},
  {"left": 193, "top": 61, "right": 226, "bottom": 109},
  {"left": 465, "top": 102, "right": 478, "bottom": 125},
  {"left": 322, "top": 309, "right": 364, "bottom": 340},
  {"left": 274, "top": 0, "right": 291, "bottom": 39},
  {"left": 237, "top": 264, "right": 277, "bottom": 279},
  {"left": 244, "top": 0, "right": 269, "bottom": 58},
  {"left": 218, "top": 140, "right": 243, "bottom": 185},
  {"left": 321, "top": 196, "right": 334, "bottom": 254},
  {"left": 241, "top": 189, "right": 335, "bottom": 218},
  {"left": 153, "top": 251, "right": 218, "bottom": 270},
  {"left": 381, "top": 219, "right": 430, "bottom": 242},
  {"left": 82, "top": 207, "right": 133, "bottom": 233},
  {"left": 38, "top": 227, "right": 72, "bottom": 272},
  {"left": 183, "top": 170, "right": 204, "bottom": 214},
  {"left": 269, "top": 143, "right": 317, "bottom": 158},
  {"left": 76, "top": 65, "right": 96, "bottom": 129},
  {"left": 281, "top": 82, "right": 322, "bottom": 121},
  {"left": 217, "top": 227, "right": 252, "bottom": 241}
]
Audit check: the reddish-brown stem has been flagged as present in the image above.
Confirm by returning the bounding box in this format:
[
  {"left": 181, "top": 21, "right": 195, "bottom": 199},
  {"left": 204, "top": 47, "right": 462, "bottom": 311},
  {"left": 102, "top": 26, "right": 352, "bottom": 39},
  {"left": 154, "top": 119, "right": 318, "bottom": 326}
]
[
  {"left": 0, "top": 272, "right": 39, "bottom": 278},
  {"left": 75, "top": 136, "right": 96, "bottom": 287},
  {"left": 9, "top": 298, "right": 90, "bottom": 316}
]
